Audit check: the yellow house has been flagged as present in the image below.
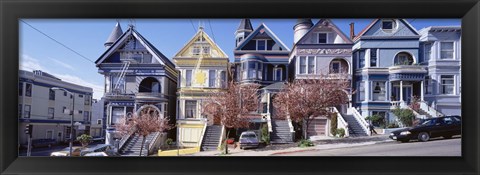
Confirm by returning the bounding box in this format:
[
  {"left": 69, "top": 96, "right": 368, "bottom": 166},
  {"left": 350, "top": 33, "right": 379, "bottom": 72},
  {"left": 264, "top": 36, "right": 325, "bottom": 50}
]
[{"left": 173, "top": 27, "right": 229, "bottom": 151}]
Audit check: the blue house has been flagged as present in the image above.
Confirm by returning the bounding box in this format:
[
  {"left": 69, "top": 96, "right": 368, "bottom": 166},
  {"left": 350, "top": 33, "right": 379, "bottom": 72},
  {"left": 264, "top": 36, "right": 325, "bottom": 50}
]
[{"left": 95, "top": 23, "right": 178, "bottom": 155}]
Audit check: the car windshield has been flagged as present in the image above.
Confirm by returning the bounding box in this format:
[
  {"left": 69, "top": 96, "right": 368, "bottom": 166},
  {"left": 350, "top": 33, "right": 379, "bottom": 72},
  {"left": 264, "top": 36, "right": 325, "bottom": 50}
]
[{"left": 242, "top": 134, "right": 256, "bottom": 138}]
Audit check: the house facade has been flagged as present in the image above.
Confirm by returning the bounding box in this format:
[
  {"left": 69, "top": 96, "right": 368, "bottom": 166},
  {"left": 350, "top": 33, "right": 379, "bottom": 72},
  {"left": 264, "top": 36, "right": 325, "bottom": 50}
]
[
  {"left": 174, "top": 27, "right": 229, "bottom": 148},
  {"left": 18, "top": 70, "right": 93, "bottom": 145},
  {"left": 352, "top": 19, "right": 427, "bottom": 124},
  {"left": 90, "top": 98, "right": 105, "bottom": 138},
  {"left": 290, "top": 19, "right": 354, "bottom": 137},
  {"left": 95, "top": 23, "right": 178, "bottom": 141},
  {"left": 418, "top": 26, "right": 462, "bottom": 116}
]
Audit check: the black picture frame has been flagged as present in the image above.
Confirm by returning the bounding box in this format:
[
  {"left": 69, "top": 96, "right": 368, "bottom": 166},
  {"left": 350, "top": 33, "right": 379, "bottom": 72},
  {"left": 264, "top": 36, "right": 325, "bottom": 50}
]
[{"left": 1, "top": 0, "right": 479, "bottom": 174}]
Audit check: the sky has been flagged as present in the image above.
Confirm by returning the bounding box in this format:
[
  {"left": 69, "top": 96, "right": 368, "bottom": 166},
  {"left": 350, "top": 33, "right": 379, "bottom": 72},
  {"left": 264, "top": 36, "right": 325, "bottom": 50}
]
[{"left": 19, "top": 18, "right": 461, "bottom": 100}]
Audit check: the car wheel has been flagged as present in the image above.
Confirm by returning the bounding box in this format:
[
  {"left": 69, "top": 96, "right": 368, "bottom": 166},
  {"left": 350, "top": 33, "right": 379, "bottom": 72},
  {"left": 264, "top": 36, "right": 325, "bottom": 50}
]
[
  {"left": 418, "top": 132, "right": 430, "bottom": 142},
  {"left": 443, "top": 135, "right": 452, "bottom": 139}
]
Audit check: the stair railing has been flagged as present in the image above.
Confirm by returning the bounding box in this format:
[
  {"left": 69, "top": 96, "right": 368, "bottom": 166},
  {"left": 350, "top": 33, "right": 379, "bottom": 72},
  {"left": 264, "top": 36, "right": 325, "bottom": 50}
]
[
  {"left": 147, "top": 132, "right": 162, "bottom": 155},
  {"left": 420, "top": 101, "right": 444, "bottom": 118},
  {"left": 333, "top": 107, "right": 349, "bottom": 137},
  {"left": 118, "top": 127, "right": 136, "bottom": 152},
  {"left": 349, "top": 107, "right": 371, "bottom": 136},
  {"left": 217, "top": 125, "right": 225, "bottom": 150},
  {"left": 266, "top": 114, "right": 273, "bottom": 133},
  {"left": 198, "top": 119, "right": 208, "bottom": 147}
]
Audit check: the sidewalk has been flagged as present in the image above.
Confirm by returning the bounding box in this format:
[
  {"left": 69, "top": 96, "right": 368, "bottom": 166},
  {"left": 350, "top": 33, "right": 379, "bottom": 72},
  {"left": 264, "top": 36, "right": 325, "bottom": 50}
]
[{"left": 189, "top": 134, "right": 392, "bottom": 156}]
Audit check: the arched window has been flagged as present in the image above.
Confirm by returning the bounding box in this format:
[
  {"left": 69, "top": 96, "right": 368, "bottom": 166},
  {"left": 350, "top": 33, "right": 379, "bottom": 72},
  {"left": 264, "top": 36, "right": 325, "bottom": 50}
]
[
  {"left": 394, "top": 52, "right": 414, "bottom": 66},
  {"left": 329, "top": 58, "right": 349, "bottom": 74},
  {"left": 139, "top": 77, "right": 161, "bottom": 93}
]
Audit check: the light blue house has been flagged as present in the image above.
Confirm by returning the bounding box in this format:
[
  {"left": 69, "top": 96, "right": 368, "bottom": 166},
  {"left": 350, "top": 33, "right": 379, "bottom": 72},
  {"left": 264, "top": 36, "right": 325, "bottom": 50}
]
[{"left": 418, "top": 26, "right": 462, "bottom": 116}]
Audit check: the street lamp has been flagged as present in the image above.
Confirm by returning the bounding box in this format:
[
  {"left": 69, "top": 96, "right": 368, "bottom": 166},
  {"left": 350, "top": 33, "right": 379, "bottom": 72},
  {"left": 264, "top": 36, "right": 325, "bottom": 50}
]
[{"left": 51, "top": 87, "right": 75, "bottom": 157}]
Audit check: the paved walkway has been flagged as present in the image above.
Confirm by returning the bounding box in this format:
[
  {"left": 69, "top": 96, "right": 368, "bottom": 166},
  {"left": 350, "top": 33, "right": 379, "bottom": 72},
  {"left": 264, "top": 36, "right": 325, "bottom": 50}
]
[{"left": 188, "top": 134, "right": 392, "bottom": 156}]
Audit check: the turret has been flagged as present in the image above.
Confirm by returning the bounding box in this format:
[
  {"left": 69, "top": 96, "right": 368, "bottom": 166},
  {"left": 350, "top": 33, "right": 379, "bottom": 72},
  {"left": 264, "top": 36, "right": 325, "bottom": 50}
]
[
  {"left": 104, "top": 22, "right": 123, "bottom": 49},
  {"left": 235, "top": 19, "right": 253, "bottom": 47},
  {"left": 293, "top": 19, "right": 313, "bottom": 44}
]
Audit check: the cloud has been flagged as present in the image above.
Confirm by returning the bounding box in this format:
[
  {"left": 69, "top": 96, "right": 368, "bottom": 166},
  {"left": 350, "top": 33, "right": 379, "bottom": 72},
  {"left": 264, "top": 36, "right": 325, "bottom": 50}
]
[
  {"left": 49, "top": 57, "right": 76, "bottom": 71},
  {"left": 53, "top": 74, "right": 104, "bottom": 100},
  {"left": 19, "top": 54, "right": 48, "bottom": 72}
]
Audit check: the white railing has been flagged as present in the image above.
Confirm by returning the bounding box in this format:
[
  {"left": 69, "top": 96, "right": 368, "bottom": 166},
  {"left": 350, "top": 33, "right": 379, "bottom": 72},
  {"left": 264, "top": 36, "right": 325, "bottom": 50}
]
[
  {"left": 349, "top": 107, "right": 371, "bottom": 136},
  {"left": 147, "top": 132, "right": 162, "bottom": 155},
  {"left": 410, "top": 108, "right": 427, "bottom": 120},
  {"left": 333, "top": 107, "right": 349, "bottom": 137},
  {"left": 287, "top": 116, "right": 295, "bottom": 133},
  {"left": 198, "top": 119, "right": 208, "bottom": 147},
  {"left": 420, "top": 101, "right": 444, "bottom": 118},
  {"left": 217, "top": 125, "right": 225, "bottom": 150},
  {"left": 266, "top": 114, "right": 273, "bottom": 133}
]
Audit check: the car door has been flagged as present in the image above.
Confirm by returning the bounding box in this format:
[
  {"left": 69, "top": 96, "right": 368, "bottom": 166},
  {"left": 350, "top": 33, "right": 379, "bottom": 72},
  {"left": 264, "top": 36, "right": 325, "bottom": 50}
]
[{"left": 429, "top": 118, "right": 445, "bottom": 138}]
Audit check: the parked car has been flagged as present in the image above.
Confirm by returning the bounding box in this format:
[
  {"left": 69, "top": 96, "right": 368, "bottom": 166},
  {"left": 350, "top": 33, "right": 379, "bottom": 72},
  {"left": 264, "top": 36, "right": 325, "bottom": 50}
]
[
  {"left": 50, "top": 146, "right": 84, "bottom": 156},
  {"left": 80, "top": 144, "right": 113, "bottom": 156},
  {"left": 389, "top": 115, "right": 461, "bottom": 143},
  {"left": 84, "top": 150, "right": 121, "bottom": 157},
  {"left": 239, "top": 131, "right": 259, "bottom": 149},
  {"left": 31, "top": 139, "right": 57, "bottom": 148}
]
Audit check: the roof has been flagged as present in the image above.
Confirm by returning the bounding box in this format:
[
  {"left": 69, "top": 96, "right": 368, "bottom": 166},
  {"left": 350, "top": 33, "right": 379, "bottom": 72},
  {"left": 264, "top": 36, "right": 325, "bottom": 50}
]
[
  {"left": 237, "top": 19, "right": 253, "bottom": 31},
  {"left": 419, "top": 26, "right": 461, "bottom": 33},
  {"left": 295, "top": 19, "right": 353, "bottom": 45},
  {"left": 104, "top": 22, "right": 123, "bottom": 46},
  {"left": 173, "top": 27, "right": 228, "bottom": 58},
  {"left": 353, "top": 19, "right": 420, "bottom": 42},
  {"left": 235, "top": 23, "right": 290, "bottom": 51},
  {"left": 293, "top": 19, "right": 313, "bottom": 29},
  {"left": 262, "top": 82, "right": 285, "bottom": 90}
]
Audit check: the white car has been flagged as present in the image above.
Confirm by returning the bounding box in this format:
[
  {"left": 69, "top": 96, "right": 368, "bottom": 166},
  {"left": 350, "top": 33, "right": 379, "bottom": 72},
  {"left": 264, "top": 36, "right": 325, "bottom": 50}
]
[
  {"left": 239, "top": 131, "right": 260, "bottom": 149},
  {"left": 50, "top": 147, "right": 83, "bottom": 156}
]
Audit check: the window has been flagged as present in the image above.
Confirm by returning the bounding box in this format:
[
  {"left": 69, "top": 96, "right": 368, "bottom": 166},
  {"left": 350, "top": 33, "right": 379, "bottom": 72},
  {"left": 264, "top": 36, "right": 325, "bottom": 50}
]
[
  {"left": 63, "top": 106, "right": 67, "bottom": 114},
  {"left": 299, "top": 56, "right": 306, "bottom": 74},
  {"left": 248, "top": 61, "right": 256, "bottom": 79},
  {"left": 241, "top": 62, "right": 247, "bottom": 80},
  {"left": 24, "top": 105, "right": 31, "bottom": 118},
  {"left": 185, "top": 100, "right": 197, "bottom": 119},
  {"left": 49, "top": 89, "right": 55, "bottom": 100},
  {"left": 220, "top": 71, "right": 227, "bottom": 88},
  {"left": 440, "top": 75, "right": 454, "bottom": 95},
  {"left": 84, "top": 95, "right": 90, "bottom": 105},
  {"left": 370, "top": 49, "right": 377, "bottom": 67},
  {"left": 111, "top": 107, "right": 124, "bottom": 124},
  {"left": 359, "top": 82, "right": 365, "bottom": 101},
  {"left": 307, "top": 56, "right": 315, "bottom": 74},
  {"left": 64, "top": 91, "right": 67, "bottom": 96},
  {"left": 208, "top": 70, "right": 216, "bottom": 87},
  {"left": 256, "top": 40, "right": 266, "bottom": 50},
  {"left": 78, "top": 94, "right": 83, "bottom": 98},
  {"left": 111, "top": 76, "right": 125, "bottom": 93},
  {"left": 425, "top": 76, "right": 432, "bottom": 94},
  {"left": 78, "top": 110, "right": 83, "bottom": 114},
  {"left": 318, "top": 33, "right": 327, "bottom": 44},
  {"left": 202, "top": 46, "right": 210, "bottom": 54},
  {"left": 18, "top": 104, "right": 22, "bottom": 118},
  {"left": 185, "top": 70, "right": 192, "bottom": 87},
  {"left": 19, "top": 82, "right": 23, "bottom": 96},
  {"left": 274, "top": 68, "right": 282, "bottom": 81},
  {"left": 394, "top": 53, "right": 414, "bottom": 65},
  {"left": 25, "top": 83, "right": 32, "bottom": 97},
  {"left": 382, "top": 20, "right": 394, "bottom": 30},
  {"left": 48, "top": 107, "right": 54, "bottom": 119},
  {"left": 46, "top": 130, "right": 53, "bottom": 139},
  {"left": 440, "top": 42, "right": 454, "bottom": 59},
  {"left": 372, "top": 81, "right": 386, "bottom": 101},
  {"left": 84, "top": 111, "right": 89, "bottom": 122},
  {"left": 331, "top": 61, "right": 340, "bottom": 74},
  {"left": 192, "top": 46, "right": 201, "bottom": 55},
  {"left": 97, "top": 119, "right": 102, "bottom": 125},
  {"left": 424, "top": 43, "right": 432, "bottom": 62},
  {"left": 359, "top": 50, "right": 365, "bottom": 68}
]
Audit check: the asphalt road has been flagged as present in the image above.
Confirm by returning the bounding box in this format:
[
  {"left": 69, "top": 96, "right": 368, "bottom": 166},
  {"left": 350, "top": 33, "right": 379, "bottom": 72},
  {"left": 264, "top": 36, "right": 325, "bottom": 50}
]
[
  {"left": 19, "top": 142, "right": 103, "bottom": 157},
  {"left": 278, "top": 137, "right": 461, "bottom": 156}
]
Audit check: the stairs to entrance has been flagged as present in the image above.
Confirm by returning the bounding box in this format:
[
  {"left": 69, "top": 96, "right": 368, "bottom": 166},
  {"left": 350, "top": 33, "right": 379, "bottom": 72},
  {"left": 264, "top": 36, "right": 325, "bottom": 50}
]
[
  {"left": 201, "top": 125, "right": 222, "bottom": 151},
  {"left": 342, "top": 114, "right": 368, "bottom": 137},
  {"left": 270, "top": 120, "right": 293, "bottom": 144},
  {"left": 120, "top": 132, "right": 159, "bottom": 156},
  {"left": 417, "top": 108, "right": 433, "bottom": 118}
]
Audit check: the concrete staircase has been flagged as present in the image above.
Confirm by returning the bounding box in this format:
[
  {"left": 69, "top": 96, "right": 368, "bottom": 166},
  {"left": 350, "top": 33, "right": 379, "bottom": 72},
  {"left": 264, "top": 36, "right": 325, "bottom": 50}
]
[
  {"left": 342, "top": 114, "right": 368, "bottom": 137},
  {"left": 120, "top": 132, "right": 159, "bottom": 156},
  {"left": 417, "top": 108, "right": 433, "bottom": 118},
  {"left": 270, "top": 120, "right": 293, "bottom": 144},
  {"left": 201, "top": 125, "right": 222, "bottom": 151}
]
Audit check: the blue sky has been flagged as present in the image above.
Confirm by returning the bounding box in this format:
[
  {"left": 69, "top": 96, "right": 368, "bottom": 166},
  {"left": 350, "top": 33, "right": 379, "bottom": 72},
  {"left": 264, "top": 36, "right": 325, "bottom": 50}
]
[{"left": 19, "top": 18, "right": 460, "bottom": 99}]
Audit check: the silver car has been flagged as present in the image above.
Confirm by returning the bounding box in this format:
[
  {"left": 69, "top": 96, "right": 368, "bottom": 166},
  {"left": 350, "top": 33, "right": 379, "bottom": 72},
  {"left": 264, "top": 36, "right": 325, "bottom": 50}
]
[{"left": 239, "top": 131, "right": 259, "bottom": 149}]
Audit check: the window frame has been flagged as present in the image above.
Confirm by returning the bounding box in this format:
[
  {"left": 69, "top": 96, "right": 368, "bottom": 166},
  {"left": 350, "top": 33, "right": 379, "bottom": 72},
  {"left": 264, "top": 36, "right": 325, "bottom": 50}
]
[
  {"left": 24, "top": 105, "right": 31, "bottom": 118},
  {"left": 273, "top": 67, "right": 283, "bottom": 81},
  {"left": 97, "top": 119, "right": 102, "bottom": 125},
  {"left": 381, "top": 19, "right": 395, "bottom": 31},
  {"left": 208, "top": 70, "right": 216, "bottom": 87},
  {"left": 48, "top": 107, "right": 54, "bottom": 119},
  {"left": 440, "top": 75, "right": 455, "bottom": 95},
  {"left": 330, "top": 60, "right": 341, "bottom": 74},
  {"left": 424, "top": 43, "right": 432, "bottom": 62},
  {"left": 370, "top": 49, "right": 378, "bottom": 67},
  {"left": 49, "top": 89, "right": 55, "bottom": 100},
  {"left": 84, "top": 111, "right": 89, "bottom": 122},
  {"left": 358, "top": 81, "right": 365, "bottom": 101},
  {"left": 317, "top": 32, "right": 328, "bottom": 44},
  {"left": 185, "top": 100, "right": 197, "bottom": 119},
  {"left": 440, "top": 41, "right": 455, "bottom": 60},
  {"left": 192, "top": 46, "right": 201, "bottom": 55},
  {"left": 256, "top": 39, "right": 267, "bottom": 51},
  {"left": 371, "top": 81, "right": 387, "bottom": 101},
  {"left": 25, "top": 83, "right": 32, "bottom": 97},
  {"left": 185, "top": 70, "right": 192, "bottom": 87},
  {"left": 299, "top": 56, "right": 307, "bottom": 74}
]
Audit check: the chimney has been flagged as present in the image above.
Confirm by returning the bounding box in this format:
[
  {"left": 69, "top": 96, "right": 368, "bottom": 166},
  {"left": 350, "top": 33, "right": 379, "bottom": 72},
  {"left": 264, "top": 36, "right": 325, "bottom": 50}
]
[{"left": 349, "top": 22, "right": 355, "bottom": 40}]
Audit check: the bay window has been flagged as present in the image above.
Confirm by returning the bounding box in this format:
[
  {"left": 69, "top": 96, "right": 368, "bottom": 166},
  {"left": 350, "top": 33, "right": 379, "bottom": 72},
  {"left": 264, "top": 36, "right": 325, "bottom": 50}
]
[
  {"left": 372, "top": 81, "right": 386, "bottom": 101},
  {"left": 299, "top": 56, "right": 315, "bottom": 74}
]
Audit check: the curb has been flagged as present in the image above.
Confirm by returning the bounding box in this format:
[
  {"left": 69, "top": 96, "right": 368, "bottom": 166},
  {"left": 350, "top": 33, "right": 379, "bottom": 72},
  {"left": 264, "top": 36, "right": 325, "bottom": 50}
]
[{"left": 271, "top": 139, "right": 393, "bottom": 156}]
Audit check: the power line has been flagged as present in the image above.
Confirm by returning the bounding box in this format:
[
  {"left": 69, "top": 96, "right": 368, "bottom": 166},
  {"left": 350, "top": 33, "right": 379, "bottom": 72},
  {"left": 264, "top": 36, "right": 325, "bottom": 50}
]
[
  {"left": 20, "top": 19, "right": 95, "bottom": 64},
  {"left": 208, "top": 19, "right": 216, "bottom": 43},
  {"left": 189, "top": 19, "right": 197, "bottom": 32}
]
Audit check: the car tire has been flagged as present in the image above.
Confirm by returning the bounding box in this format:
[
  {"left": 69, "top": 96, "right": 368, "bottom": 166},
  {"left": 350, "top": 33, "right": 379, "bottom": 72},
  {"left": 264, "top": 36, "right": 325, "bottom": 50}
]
[{"left": 418, "top": 132, "right": 430, "bottom": 142}]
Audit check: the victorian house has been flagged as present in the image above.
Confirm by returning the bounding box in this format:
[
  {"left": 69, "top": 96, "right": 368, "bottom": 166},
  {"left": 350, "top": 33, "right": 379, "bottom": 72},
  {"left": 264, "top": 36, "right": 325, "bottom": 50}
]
[
  {"left": 418, "top": 26, "right": 461, "bottom": 116},
  {"left": 232, "top": 19, "right": 292, "bottom": 143},
  {"left": 173, "top": 26, "right": 229, "bottom": 151},
  {"left": 289, "top": 19, "right": 354, "bottom": 138},
  {"left": 95, "top": 23, "right": 178, "bottom": 155}
]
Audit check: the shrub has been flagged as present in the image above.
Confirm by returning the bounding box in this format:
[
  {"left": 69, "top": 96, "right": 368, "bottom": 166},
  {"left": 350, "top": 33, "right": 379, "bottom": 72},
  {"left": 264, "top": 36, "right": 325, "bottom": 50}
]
[
  {"left": 387, "top": 123, "right": 399, "bottom": 128},
  {"left": 336, "top": 128, "right": 345, "bottom": 138},
  {"left": 76, "top": 134, "right": 92, "bottom": 148},
  {"left": 365, "top": 114, "right": 386, "bottom": 128},
  {"left": 298, "top": 139, "right": 314, "bottom": 147},
  {"left": 261, "top": 124, "right": 270, "bottom": 144},
  {"left": 330, "top": 114, "right": 338, "bottom": 136},
  {"left": 166, "top": 138, "right": 173, "bottom": 145},
  {"left": 392, "top": 108, "right": 415, "bottom": 127}
]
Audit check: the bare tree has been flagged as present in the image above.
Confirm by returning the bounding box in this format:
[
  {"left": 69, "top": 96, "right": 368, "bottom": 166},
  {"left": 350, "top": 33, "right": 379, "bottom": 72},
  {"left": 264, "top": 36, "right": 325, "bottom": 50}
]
[
  {"left": 202, "top": 81, "right": 260, "bottom": 154},
  {"left": 273, "top": 74, "right": 350, "bottom": 139},
  {"left": 116, "top": 106, "right": 172, "bottom": 156}
]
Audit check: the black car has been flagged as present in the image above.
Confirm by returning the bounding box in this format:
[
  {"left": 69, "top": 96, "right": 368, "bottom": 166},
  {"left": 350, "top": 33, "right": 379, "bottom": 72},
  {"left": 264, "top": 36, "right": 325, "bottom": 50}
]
[
  {"left": 389, "top": 116, "right": 461, "bottom": 142},
  {"left": 31, "top": 139, "right": 57, "bottom": 148}
]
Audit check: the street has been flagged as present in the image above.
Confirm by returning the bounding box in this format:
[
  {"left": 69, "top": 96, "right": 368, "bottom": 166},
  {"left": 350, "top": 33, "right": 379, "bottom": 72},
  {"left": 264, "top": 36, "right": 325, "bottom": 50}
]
[
  {"left": 277, "top": 137, "right": 461, "bottom": 156},
  {"left": 19, "top": 142, "right": 103, "bottom": 157}
]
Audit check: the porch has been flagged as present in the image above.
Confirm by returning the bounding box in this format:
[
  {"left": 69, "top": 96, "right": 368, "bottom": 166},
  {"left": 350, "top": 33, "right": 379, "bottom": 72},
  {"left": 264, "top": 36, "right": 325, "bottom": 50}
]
[{"left": 389, "top": 80, "right": 424, "bottom": 108}]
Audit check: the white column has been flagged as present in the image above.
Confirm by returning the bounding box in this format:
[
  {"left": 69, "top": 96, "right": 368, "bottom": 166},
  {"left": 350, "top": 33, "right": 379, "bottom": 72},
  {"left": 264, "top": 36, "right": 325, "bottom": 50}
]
[
  {"left": 400, "top": 81, "right": 404, "bottom": 102},
  {"left": 365, "top": 81, "right": 370, "bottom": 102},
  {"left": 420, "top": 81, "right": 424, "bottom": 101}
]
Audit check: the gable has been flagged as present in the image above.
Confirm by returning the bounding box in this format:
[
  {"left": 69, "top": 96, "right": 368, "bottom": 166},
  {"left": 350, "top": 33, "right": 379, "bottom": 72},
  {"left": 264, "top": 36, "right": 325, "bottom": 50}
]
[
  {"left": 95, "top": 27, "right": 174, "bottom": 68},
  {"left": 297, "top": 19, "right": 353, "bottom": 45},
  {"left": 235, "top": 24, "right": 290, "bottom": 51},
  {"left": 360, "top": 19, "right": 419, "bottom": 38},
  {"left": 174, "top": 30, "right": 228, "bottom": 58}
]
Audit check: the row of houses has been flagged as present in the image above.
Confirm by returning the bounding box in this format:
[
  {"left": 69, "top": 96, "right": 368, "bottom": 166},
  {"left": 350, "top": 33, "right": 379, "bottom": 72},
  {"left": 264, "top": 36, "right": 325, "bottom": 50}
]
[{"left": 19, "top": 19, "right": 461, "bottom": 153}]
